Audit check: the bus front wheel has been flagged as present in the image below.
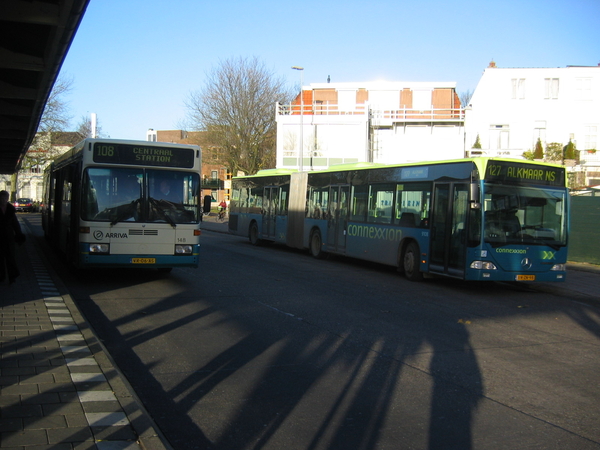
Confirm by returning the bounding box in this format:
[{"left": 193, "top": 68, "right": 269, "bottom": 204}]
[
  {"left": 249, "top": 222, "right": 261, "bottom": 246},
  {"left": 309, "top": 229, "right": 326, "bottom": 259},
  {"left": 403, "top": 242, "right": 423, "bottom": 281}
]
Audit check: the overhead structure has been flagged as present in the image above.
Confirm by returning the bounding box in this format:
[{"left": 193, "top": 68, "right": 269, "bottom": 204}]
[{"left": 0, "top": 0, "right": 90, "bottom": 174}]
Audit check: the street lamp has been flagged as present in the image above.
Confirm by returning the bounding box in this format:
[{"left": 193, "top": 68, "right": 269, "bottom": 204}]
[{"left": 292, "top": 66, "right": 304, "bottom": 171}]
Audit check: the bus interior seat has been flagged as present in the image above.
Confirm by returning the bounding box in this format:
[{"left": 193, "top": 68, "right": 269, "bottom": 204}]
[{"left": 399, "top": 212, "right": 416, "bottom": 227}]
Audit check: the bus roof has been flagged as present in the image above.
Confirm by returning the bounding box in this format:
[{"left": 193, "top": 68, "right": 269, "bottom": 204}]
[{"left": 234, "top": 157, "right": 566, "bottom": 181}]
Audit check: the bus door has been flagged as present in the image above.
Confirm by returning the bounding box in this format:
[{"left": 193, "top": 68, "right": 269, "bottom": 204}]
[
  {"left": 430, "top": 183, "right": 469, "bottom": 277},
  {"left": 327, "top": 185, "right": 350, "bottom": 253},
  {"left": 262, "top": 187, "right": 279, "bottom": 240}
]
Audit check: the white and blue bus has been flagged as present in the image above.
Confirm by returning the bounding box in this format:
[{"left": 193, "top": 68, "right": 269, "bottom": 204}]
[
  {"left": 42, "top": 138, "right": 202, "bottom": 271},
  {"left": 229, "top": 158, "right": 568, "bottom": 282}
]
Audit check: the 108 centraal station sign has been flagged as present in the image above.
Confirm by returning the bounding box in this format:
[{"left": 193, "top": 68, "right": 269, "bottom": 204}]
[{"left": 93, "top": 143, "right": 195, "bottom": 168}]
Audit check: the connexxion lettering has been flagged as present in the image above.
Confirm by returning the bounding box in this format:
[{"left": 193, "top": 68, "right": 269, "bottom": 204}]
[{"left": 348, "top": 224, "right": 403, "bottom": 241}]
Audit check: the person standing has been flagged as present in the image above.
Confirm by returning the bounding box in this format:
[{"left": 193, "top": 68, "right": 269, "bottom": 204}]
[{"left": 0, "top": 190, "right": 25, "bottom": 284}]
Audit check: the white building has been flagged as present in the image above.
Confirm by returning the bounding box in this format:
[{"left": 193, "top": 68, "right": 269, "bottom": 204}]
[
  {"left": 465, "top": 62, "right": 600, "bottom": 185},
  {"left": 0, "top": 132, "right": 78, "bottom": 201},
  {"left": 275, "top": 81, "right": 465, "bottom": 170}
]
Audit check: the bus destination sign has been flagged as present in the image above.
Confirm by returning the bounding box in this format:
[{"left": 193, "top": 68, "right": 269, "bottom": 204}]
[
  {"left": 485, "top": 161, "right": 564, "bottom": 187},
  {"left": 93, "top": 143, "right": 195, "bottom": 168}
]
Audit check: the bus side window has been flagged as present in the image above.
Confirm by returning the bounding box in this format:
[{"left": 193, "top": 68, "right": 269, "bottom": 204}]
[
  {"left": 351, "top": 184, "right": 368, "bottom": 222},
  {"left": 368, "top": 184, "right": 393, "bottom": 224}
]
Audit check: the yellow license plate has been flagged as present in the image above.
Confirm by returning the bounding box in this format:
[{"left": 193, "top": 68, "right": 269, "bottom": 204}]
[
  {"left": 131, "top": 258, "right": 156, "bottom": 264},
  {"left": 516, "top": 274, "right": 535, "bottom": 281}
]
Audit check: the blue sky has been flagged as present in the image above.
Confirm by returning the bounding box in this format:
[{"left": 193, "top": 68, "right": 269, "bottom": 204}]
[{"left": 60, "top": 0, "right": 600, "bottom": 140}]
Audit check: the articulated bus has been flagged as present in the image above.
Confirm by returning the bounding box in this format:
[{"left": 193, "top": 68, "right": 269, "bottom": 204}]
[
  {"left": 229, "top": 158, "right": 568, "bottom": 282},
  {"left": 42, "top": 138, "right": 202, "bottom": 271}
]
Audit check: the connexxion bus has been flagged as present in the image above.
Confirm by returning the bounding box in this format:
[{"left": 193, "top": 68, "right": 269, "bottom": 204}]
[
  {"left": 229, "top": 158, "right": 568, "bottom": 282},
  {"left": 42, "top": 138, "right": 202, "bottom": 271}
]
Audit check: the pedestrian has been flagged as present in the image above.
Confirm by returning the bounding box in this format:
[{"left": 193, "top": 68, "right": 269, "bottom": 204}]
[{"left": 0, "top": 190, "right": 26, "bottom": 284}]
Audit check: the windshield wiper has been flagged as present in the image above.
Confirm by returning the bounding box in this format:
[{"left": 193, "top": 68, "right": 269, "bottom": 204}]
[
  {"left": 110, "top": 199, "right": 141, "bottom": 225},
  {"left": 149, "top": 197, "right": 177, "bottom": 228}
]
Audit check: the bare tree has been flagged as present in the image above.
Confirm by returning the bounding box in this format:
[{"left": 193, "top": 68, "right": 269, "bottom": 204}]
[
  {"left": 459, "top": 89, "right": 474, "bottom": 108},
  {"left": 185, "top": 57, "right": 293, "bottom": 175},
  {"left": 12, "top": 75, "right": 74, "bottom": 199},
  {"left": 74, "top": 114, "right": 106, "bottom": 140},
  {"left": 38, "top": 74, "right": 73, "bottom": 133}
]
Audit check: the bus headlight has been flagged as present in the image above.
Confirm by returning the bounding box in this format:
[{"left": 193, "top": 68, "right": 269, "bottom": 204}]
[
  {"left": 175, "top": 244, "right": 193, "bottom": 254},
  {"left": 89, "top": 243, "right": 110, "bottom": 254},
  {"left": 470, "top": 260, "right": 497, "bottom": 270},
  {"left": 550, "top": 264, "right": 566, "bottom": 271}
]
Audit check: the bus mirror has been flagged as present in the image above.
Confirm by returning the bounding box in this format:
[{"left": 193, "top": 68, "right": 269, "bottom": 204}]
[{"left": 469, "top": 183, "right": 480, "bottom": 209}]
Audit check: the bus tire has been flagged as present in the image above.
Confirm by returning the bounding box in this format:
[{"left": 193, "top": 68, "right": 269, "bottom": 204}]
[
  {"left": 403, "top": 241, "right": 423, "bottom": 281},
  {"left": 249, "top": 222, "right": 261, "bottom": 246},
  {"left": 309, "top": 229, "right": 326, "bottom": 259}
]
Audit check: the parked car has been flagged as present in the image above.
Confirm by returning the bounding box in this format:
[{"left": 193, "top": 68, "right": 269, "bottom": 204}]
[{"left": 14, "top": 198, "right": 35, "bottom": 212}]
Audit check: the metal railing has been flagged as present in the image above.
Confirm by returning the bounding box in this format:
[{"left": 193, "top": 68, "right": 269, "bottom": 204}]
[{"left": 277, "top": 102, "right": 465, "bottom": 121}]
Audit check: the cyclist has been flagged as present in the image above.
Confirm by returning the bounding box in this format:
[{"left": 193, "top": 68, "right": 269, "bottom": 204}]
[{"left": 218, "top": 200, "right": 227, "bottom": 221}]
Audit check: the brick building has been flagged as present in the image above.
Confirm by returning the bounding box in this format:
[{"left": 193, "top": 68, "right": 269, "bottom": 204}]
[
  {"left": 147, "top": 129, "right": 230, "bottom": 210},
  {"left": 276, "top": 81, "right": 464, "bottom": 170}
]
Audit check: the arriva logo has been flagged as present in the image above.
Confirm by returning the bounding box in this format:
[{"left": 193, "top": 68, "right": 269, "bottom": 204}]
[{"left": 93, "top": 230, "right": 128, "bottom": 240}]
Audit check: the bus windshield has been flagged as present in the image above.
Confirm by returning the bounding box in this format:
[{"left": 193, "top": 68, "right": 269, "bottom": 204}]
[
  {"left": 483, "top": 184, "right": 567, "bottom": 247},
  {"left": 82, "top": 167, "right": 200, "bottom": 224}
]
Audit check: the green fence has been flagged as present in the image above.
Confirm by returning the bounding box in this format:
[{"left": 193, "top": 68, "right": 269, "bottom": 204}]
[{"left": 569, "top": 196, "right": 600, "bottom": 265}]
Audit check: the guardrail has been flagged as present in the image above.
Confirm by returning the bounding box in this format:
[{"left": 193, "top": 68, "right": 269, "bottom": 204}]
[{"left": 277, "top": 103, "right": 464, "bottom": 121}]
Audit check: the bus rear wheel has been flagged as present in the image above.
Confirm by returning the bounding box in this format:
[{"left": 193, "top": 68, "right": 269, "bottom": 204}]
[
  {"left": 249, "top": 222, "right": 261, "bottom": 246},
  {"left": 403, "top": 242, "right": 423, "bottom": 281},
  {"left": 309, "top": 229, "right": 326, "bottom": 259}
]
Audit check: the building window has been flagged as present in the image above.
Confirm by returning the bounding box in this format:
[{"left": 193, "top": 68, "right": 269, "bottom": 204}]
[
  {"left": 576, "top": 78, "right": 592, "bottom": 100},
  {"left": 490, "top": 125, "right": 509, "bottom": 150},
  {"left": 544, "top": 78, "right": 559, "bottom": 99},
  {"left": 584, "top": 125, "right": 598, "bottom": 150},
  {"left": 511, "top": 79, "right": 526, "bottom": 99},
  {"left": 211, "top": 170, "right": 218, "bottom": 179}
]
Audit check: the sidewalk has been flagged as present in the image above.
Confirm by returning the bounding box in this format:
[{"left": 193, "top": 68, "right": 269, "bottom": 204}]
[{"left": 0, "top": 221, "right": 170, "bottom": 450}]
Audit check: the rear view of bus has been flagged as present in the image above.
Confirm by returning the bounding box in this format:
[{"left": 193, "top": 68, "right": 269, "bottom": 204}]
[{"left": 42, "top": 139, "right": 202, "bottom": 271}]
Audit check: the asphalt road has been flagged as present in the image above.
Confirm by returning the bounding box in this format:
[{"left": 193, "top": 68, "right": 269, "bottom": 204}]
[{"left": 22, "top": 214, "right": 600, "bottom": 450}]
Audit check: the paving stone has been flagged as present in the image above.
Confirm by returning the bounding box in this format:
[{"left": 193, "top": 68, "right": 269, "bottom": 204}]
[
  {"left": 21, "top": 392, "right": 62, "bottom": 404},
  {"left": 92, "top": 424, "right": 138, "bottom": 442},
  {"left": 78, "top": 391, "right": 117, "bottom": 402},
  {"left": 42, "top": 402, "right": 84, "bottom": 416},
  {"left": 1, "top": 383, "right": 38, "bottom": 395},
  {"left": 19, "top": 372, "right": 55, "bottom": 384},
  {"left": 1, "top": 366, "right": 36, "bottom": 376},
  {"left": 23, "top": 415, "right": 67, "bottom": 429},
  {"left": 0, "top": 376, "right": 19, "bottom": 386},
  {"left": 0, "top": 404, "right": 43, "bottom": 418},
  {"left": 0, "top": 417, "right": 22, "bottom": 432},
  {"left": 0, "top": 428, "right": 48, "bottom": 446},
  {"left": 82, "top": 401, "right": 123, "bottom": 413},
  {"left": 38, "top": 382, "right": 77, "bottom": 394},
  {"left": 0, "top": 394, "right": 19, "bottom": 407},
  {"left": 47, "top": 425, "right": 94, "bottom": 444},
  {"left": 65, "top": 413, "right": 89, "bottom": 428}
]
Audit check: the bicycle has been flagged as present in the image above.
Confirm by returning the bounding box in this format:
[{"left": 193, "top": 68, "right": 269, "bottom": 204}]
[{"left": 217, "top": 209, "right": 227, "bottom": 222}]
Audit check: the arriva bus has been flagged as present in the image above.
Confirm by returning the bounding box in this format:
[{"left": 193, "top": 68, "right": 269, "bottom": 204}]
[
  {"left": 228, "top": 158, "right": 568, "bottom": 282},
  {"left": 42, "top": 138, "right": 202, "bottom": 271}
]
